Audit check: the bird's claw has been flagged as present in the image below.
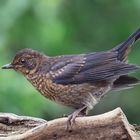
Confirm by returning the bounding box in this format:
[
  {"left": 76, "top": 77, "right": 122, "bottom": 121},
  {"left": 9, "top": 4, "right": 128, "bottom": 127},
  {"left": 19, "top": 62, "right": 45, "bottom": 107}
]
[{"left": 66, "top": 113, "right": 77, "bottom": 131}]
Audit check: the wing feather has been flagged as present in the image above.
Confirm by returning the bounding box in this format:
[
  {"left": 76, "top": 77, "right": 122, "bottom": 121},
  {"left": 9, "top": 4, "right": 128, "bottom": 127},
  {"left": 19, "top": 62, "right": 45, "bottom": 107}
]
[{"left": 49, "top": 52, "right": 139, "bottom": 85}]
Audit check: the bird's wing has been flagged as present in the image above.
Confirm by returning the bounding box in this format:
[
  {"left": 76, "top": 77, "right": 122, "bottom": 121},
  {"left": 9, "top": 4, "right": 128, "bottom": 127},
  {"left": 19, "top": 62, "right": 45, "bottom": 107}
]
[{"left": 49, "top": 52, "right": 139, "bottom": 85}]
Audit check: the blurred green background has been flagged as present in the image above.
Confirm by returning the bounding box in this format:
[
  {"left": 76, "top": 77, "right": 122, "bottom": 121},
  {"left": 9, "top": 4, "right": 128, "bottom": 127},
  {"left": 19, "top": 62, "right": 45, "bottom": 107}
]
[{"left": 0, "top": 0, "right": 140, "bottom": 124}]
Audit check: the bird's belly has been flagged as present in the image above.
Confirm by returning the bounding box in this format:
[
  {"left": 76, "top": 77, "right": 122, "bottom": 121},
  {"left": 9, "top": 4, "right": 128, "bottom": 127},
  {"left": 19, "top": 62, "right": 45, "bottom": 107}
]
[
  {"left": 37, "top": 80, "right": 111, "bottom": 109},
  {"left": 55, "top": 84, "right": 111, "bottom": 109},
  {"left": 28, "top": 76, "right": 111, "bottom": 109}
]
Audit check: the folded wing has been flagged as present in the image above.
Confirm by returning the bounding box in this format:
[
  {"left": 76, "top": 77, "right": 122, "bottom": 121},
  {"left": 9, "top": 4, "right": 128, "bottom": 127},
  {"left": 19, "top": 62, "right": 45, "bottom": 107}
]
[{"left": 49, "top": 52, "right": 139, "bottom": 85}]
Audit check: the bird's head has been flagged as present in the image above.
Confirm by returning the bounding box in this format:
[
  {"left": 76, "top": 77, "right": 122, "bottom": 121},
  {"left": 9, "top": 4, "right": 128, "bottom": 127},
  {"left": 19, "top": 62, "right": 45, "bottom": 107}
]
[{"left": 2, "top": 48, "right": 44, "bottom": 75}]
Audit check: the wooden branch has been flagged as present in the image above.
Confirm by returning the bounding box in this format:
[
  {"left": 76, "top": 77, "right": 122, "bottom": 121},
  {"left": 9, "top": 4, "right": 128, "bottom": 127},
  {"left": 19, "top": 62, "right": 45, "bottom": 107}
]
[{"left": 0, "top": 108, "right": 139, "bottom": 140}]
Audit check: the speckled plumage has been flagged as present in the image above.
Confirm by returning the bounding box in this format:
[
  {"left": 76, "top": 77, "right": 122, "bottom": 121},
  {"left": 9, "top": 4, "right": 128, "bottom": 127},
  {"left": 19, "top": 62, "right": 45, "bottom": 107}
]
[
  {"left": 2, "top": 28, "right": 140, "bottom": 128},
  {"left": 27, "top": 72, "right": 110, "bottom": 109}
]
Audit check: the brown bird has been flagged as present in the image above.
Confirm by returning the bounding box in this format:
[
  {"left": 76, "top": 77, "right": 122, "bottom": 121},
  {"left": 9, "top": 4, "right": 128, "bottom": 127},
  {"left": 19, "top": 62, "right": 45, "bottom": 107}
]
[{"left": 2, "top": 28, "right": 140, "bottom": 129}]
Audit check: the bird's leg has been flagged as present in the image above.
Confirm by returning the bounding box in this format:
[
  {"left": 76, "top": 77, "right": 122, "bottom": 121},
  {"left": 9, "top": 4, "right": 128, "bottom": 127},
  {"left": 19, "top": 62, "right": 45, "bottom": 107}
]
[
  {"left": 79, "top": 106, "right": 89, "bottom": 116},
  {"left": 66, "top": 106, "right": 87, "bottom": 130},
  {"left": 63, "top": 107, "right": 88, "bottom": 117}
]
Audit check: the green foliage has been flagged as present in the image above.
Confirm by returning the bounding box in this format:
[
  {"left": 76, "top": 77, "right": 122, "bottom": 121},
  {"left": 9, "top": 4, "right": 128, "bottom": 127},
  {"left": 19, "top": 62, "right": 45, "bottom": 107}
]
[{"left": 0, "top": 0, "right": 140, "bottom": 123}]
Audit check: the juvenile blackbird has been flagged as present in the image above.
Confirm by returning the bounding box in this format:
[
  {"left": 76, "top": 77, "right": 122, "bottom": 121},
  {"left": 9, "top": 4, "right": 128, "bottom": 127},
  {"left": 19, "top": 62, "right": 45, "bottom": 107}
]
[{"left": 2, "top": 28, "right": 140, "bottom": 128}]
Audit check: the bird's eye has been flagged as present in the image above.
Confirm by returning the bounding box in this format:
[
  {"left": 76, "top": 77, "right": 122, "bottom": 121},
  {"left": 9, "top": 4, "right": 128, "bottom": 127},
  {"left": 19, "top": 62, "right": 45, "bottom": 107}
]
[{"left": 20, "top": 58, "right": 26, "bottom": 64}]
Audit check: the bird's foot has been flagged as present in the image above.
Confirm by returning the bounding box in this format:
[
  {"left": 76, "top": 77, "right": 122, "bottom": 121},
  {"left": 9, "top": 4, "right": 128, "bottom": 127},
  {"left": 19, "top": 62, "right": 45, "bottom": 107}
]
[
  {"left": 66, "top": 111, "right": 77, "bottom": 131},
  {"left": 66, "top": 106, "right": 87, "bottom": 131}
]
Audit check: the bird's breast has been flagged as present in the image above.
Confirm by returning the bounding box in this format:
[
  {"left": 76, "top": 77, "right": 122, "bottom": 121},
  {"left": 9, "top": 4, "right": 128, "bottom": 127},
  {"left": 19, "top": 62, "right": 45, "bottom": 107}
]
[
  {"left": 26, "top": 74, "right": 56, "bottom": 100},
  {"left": 26, "top": 73, "right": 111, "bottom": 109}
]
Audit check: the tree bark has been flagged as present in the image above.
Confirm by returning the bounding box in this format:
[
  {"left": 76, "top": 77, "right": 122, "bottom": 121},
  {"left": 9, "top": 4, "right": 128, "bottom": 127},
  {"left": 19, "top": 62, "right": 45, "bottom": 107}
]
[{"left": 0, "top": 108, "right": 139, "bottom": 140}]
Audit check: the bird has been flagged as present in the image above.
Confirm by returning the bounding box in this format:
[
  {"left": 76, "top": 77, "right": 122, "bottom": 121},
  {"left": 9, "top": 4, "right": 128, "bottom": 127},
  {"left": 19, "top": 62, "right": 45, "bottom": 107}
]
[{"left": 2, "top": 28, "right": 140, "bottom": 129}]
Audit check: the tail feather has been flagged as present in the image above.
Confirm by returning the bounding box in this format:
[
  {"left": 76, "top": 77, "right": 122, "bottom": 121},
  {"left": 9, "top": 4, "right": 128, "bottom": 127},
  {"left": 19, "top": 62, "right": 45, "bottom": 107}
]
[
  {"left": 112, "top": 75, "right": 140, "bottom": 91},
  {"left": 112, "top": 28, "right": 140, "bottom": 62}
]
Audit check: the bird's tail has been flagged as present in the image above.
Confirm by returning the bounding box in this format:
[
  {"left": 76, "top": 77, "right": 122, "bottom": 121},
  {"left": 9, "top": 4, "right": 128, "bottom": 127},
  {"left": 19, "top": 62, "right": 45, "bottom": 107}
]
[
  {"left": 112, "top": 75, "right": 140, "bottom": 91},
  {"left": 112, "top": 28, "right": 140, "bottom": 62}
]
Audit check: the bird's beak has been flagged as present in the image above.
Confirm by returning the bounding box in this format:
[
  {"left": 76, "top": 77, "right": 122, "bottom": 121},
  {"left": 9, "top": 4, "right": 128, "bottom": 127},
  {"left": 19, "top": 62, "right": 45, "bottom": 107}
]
[{"left": 1, "top": 63, "right": 14, "bottom": 69}]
